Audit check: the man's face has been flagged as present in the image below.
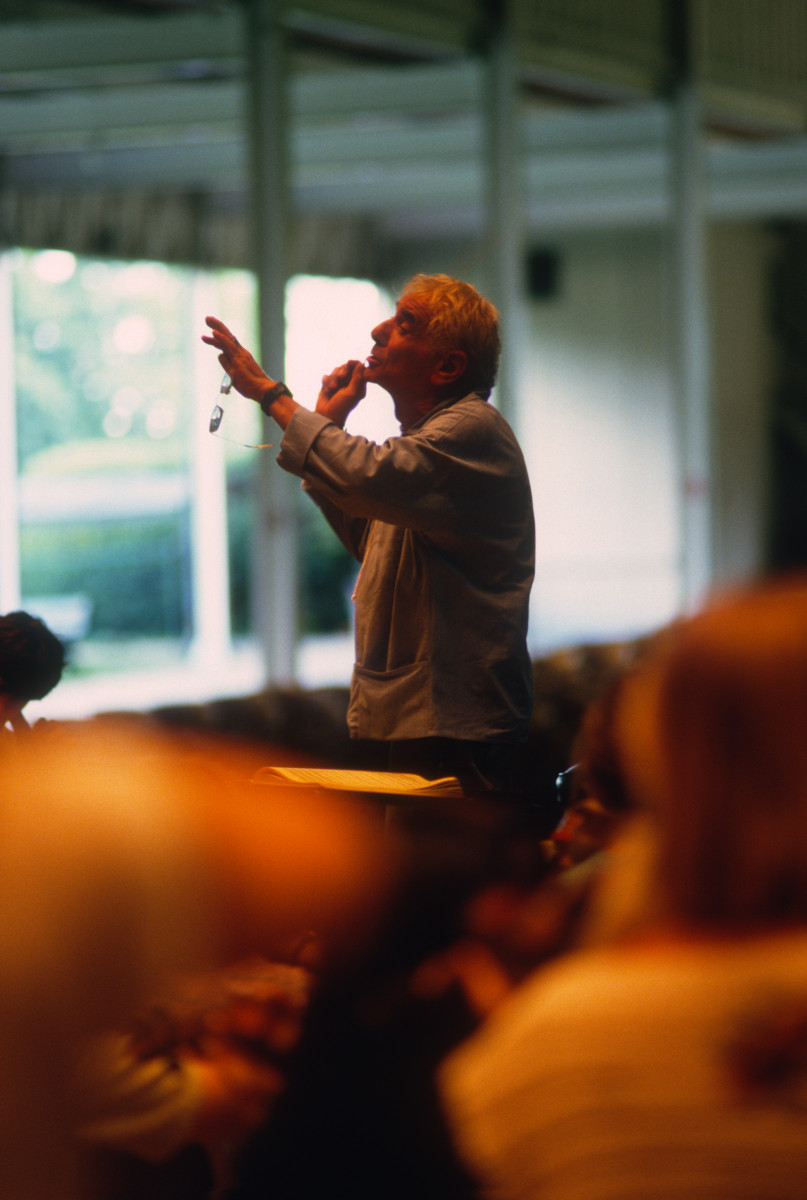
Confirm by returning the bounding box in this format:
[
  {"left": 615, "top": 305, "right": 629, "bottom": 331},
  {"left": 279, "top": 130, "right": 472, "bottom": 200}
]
[{"left": 364, "top": 299, "right": 445, "bottom": 426}]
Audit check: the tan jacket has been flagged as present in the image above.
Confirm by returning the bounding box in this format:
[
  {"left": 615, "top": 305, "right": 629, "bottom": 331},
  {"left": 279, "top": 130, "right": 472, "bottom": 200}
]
[{"left": 277, "top": 394, "right": 534, "bottom": 742}]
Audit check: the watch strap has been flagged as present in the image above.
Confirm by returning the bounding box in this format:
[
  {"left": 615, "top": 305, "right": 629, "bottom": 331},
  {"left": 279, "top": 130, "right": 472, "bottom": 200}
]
[{"left": 260, "top": 381, "right": 293, "bottom": 415}]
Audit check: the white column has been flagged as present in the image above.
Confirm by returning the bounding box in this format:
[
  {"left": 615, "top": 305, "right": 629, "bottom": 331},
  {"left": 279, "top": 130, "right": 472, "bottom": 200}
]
[
  {"left": 0, "top": 255, "right": 21, "bottom": 613},
  {"left": 245, "top": 0, "right": 298, "bottom": 683},
  {"left": 189, "top": 271, "right": 231, "bottom": 667},
  {"left": 668, "top": 0, "right": 713, "bottom": 612},
  {"left": 481, "top": 0, "right": 525, "bottom": 423}
]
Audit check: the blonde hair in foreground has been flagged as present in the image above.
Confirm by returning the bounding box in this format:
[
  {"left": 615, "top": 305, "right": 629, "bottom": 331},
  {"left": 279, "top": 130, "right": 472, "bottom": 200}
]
[
  {"left": 618, "top": 575, "right": 807, "bottom": 931},
  {"left": 400, "top": 274, "right": 501, "bottom": 399}
]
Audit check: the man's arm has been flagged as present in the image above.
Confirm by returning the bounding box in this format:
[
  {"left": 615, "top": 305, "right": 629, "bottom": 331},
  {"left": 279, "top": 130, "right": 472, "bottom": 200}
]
[
  {"left": 202, "top": 316, "right": 371, "bottom": 558},
  {"left": 201, "top": 317, "right": 366, "bottom": 430},
  {"left": 280, "top": 401, "right": 520, "bottom": 537},
  {"left": 302, "top": 481, "right": 371, "bottom": 563}
]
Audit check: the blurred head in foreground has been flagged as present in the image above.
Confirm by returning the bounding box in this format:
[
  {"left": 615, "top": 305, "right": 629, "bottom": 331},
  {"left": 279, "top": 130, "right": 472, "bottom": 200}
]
[
  {"left": 617, "top": 574, "right": 807, "bottom": 932},
  {"left": 0, "top": 718, "right": 391, "bottom": 1200},
  {"left": 0, "top": 610, "right": 65, "bottom": 731}
]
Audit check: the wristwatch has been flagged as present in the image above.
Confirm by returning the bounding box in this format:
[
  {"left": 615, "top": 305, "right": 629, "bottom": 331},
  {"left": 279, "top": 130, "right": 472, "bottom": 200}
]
[{"left": 260, "top": 381, "right": 293, "bottom": 415}]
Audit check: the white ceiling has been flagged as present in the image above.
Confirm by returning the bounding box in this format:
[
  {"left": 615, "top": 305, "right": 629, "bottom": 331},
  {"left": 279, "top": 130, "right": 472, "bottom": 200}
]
[{"left": 2, "top": 0, "right": 807, "bottom": 262}]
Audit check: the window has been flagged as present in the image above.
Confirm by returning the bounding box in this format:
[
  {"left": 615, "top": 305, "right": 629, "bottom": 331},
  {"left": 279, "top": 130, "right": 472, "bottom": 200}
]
[{"left": 0, "top": 250, "right": 394, "bottom": 718}]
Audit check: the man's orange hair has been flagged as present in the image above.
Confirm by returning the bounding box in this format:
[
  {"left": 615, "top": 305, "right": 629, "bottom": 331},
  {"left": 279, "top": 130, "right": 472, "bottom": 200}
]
[{"left": 399, "top": 274, "right": 501, "bottom": 399}]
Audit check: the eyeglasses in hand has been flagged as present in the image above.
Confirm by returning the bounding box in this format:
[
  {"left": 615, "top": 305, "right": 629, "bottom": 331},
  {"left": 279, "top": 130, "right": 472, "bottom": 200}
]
[{"left": 209, "top": 374, "right": 273, "bottom": 449}]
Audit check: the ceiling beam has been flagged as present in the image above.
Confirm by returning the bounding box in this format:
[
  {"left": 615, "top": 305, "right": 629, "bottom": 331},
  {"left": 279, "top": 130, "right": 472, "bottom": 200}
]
[
  {"left": 0, "top": 60, "right": 486, "bottom": 143},
  {"left": 3, "top": 9, "right": 807, "bottom": 242},
  {"left": 0, "top": 10, "right": 243, "bottom": 81},
  {"left": 0, "top": 5, "right": 465, "bottom": 87},
  {"left": 6, "top": 114, "right": 807, "bottom": 234}
]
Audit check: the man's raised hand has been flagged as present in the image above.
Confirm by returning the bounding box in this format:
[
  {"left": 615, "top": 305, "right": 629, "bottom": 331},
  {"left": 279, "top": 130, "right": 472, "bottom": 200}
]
[{"left": 202, "top": 317, "right": 275, "bottom": 402}]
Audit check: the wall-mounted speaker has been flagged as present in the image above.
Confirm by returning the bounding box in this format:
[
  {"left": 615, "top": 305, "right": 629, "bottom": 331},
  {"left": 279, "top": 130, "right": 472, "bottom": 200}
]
[{"left": 526, "top": 248, "right": 560, "bottom": 300}]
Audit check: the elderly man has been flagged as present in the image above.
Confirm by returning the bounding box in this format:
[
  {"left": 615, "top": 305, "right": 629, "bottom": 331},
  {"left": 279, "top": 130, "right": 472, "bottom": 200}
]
[{"left": 203, "top": 274, "right": 534, "bottom": 795}]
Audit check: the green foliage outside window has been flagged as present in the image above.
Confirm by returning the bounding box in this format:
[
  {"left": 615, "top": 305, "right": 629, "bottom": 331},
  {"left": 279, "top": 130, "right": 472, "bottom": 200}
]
[
  {"left": 12, "top": 253, "right": 190, "bottom": 472},
  {"left": 21, "top": 517, "right": 189, "bottom": 638},
  {"left": 9, "top": 249, "right": 359, "bottom": 670}
]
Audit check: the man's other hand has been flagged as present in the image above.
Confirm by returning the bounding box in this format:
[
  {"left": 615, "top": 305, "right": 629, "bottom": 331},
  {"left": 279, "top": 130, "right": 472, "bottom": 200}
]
[{"left": 316, "top": 360, "right": 366, "bottom": 428}]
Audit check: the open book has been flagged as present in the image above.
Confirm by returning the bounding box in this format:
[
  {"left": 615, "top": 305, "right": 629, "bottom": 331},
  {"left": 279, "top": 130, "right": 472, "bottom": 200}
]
[{"left": 250, "top": 765, "right": 465, "bottom": 798}]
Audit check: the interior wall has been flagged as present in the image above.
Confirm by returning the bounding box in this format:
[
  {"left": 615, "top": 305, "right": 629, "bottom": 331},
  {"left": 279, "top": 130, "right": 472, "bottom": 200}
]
[
  {"left": 519, "top": 228, "right": 679, "bottom": 651},
  {"left": 709, "top": 220, "right": 777, "bottom": 590},
  {"left": 526, "top": 221, "right": 779, "bottom": 650},
  {"left": 766, "top": 221, "right": 807, "bottom": 573}
]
